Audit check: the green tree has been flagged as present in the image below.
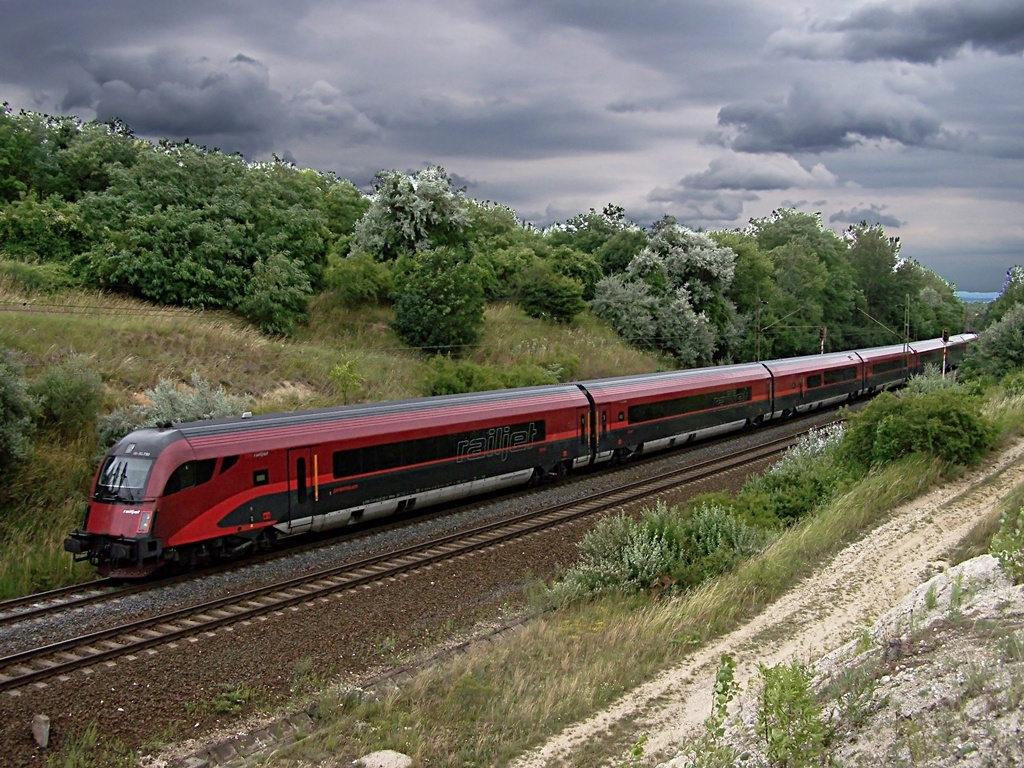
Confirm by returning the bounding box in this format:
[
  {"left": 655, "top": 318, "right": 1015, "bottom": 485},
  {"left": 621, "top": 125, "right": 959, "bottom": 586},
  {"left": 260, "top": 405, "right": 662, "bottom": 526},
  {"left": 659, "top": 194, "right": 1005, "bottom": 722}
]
[
  {"left": 0, "top": 105, "right": 52, "bottom": 202},
  {"left": 547, "top": 245, "right": 603, "bottom": 300},
  {"left": 75, "top": 144, "right": 327, "bottom": 332},
  {"left": 595, "top": 228, "right": 648, "bottom": 275},
  {"left": 965, "top": 302, "right": 1024, "bottom": 379},
  {"left": 985, "top": 266, "right": 1024, "bottom": 327},
  {"left": 750, "top": 209, "right": 857, "bottom": 351},
  {"left": 0, "top": 193, "right": 84, "bottom": 263},
  {"left": 391, "top": 248, "right": 485, "bottom": 355}
]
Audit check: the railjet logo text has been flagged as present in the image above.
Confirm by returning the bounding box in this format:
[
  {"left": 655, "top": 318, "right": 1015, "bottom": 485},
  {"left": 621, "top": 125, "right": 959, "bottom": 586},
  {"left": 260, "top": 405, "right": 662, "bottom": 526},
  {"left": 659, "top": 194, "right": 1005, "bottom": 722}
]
[{"left": 456, "top": 423, "right": 539, "bottom": 462}]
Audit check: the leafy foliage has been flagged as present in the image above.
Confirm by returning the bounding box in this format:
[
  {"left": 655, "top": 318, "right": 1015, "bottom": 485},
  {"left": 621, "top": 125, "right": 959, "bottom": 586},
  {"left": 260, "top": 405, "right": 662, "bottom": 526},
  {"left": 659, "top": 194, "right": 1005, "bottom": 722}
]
[
  {"left": 390, "top": 248, "right": 486, "bottom": 355},
  {"left": 0, "top": 347, "right": 34, "bottom": 473},
  {"left": 743, "top": 423, "right": 849, "bottom": 521},
  {"left": 424, "top": 355, "right": 557, "bottom": 395},
  {"left": 0, "top": 193, "right": 84, "bottom": 263},
  {"left": 27, "top": 355, "right": 104, "bottom": 438},
  {"left": 757, "top": 661, "right": 826, "bottom": 768},
  {"left": 840, "top": 387, "right": 997, "bottom": 470},
  {"left": 964, "top": 303, "right": 1024, "bottom": 380},
  {"left": 322, "top": 251, "right": 394, "bottom": 306},
  {"left": 590, "top": 219, "right": 735, "bottom": 365},
  {"left": 545, "top": 500, "right": 772, "bottom": 605},
  {"left": 515, "top": 258, "right": 587, "bottom": 323},
  {"left": 992, "top": 506, "right": 1024, "bottom": 584},
  {"left": 98, "top": 372, "right": 251, "bottom": 449},
  {"left": 353, "top": 166, "right": 471, "bottom": 261}
]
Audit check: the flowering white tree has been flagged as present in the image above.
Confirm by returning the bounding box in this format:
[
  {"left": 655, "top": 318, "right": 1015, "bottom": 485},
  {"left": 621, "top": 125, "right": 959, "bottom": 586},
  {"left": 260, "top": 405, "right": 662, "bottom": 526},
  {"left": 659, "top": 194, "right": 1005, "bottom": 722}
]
[
  {"left": 591, "top": 218, "right": 738, "bottom": 366},
  {"left": 352, "top": 166, "right": 471, "bottom": 261}
]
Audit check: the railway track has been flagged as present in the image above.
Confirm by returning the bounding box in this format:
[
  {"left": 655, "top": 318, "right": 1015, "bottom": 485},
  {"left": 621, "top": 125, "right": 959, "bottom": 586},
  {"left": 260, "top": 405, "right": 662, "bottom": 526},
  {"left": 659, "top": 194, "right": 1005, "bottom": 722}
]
[{"left": 0, "top": 429, "right": 805, "bottom": 694}]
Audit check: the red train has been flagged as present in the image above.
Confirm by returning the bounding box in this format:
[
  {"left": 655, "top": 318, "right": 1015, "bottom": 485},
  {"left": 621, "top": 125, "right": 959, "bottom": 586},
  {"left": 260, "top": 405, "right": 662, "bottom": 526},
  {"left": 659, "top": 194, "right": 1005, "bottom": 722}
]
[{"left": 65, "top": 334, "right": 975, "bottom": 577}]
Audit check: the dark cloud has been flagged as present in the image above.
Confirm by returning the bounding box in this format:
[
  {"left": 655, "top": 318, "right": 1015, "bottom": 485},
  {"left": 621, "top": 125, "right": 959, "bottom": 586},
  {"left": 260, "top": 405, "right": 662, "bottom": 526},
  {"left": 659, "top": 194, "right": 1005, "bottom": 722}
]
[
  {"left": 712, "top": 81, "right": 955, "bottom": 154},
  {"left": 769, "top": 0, "right": 1024, "bottom": 64},
  {"left": 682, "top": 154, "right": 837, "bottom": 191},
  {"left": 645, "top": 186, "right": 760, "bottom": 228},
  {"left": 0, "top": 0, "right": 1021, "bottom": 290},
  {"left": 829, "top": 205, "right": 904, "bottom": 229}
]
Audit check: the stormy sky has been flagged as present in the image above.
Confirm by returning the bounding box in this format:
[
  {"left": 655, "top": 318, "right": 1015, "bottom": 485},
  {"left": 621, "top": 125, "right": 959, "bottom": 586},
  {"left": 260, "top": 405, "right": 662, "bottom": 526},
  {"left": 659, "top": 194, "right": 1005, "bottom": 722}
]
[{"left": 2, "top": 0, "right": 1022, "bottom": 291}]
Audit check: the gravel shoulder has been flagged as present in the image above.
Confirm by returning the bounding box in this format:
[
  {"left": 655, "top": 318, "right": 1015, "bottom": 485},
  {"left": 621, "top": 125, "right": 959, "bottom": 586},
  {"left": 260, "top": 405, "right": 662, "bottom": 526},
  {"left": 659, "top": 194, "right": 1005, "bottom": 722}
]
[{"left": 511, "top": 437, "right": 1024, "bottom": 768}]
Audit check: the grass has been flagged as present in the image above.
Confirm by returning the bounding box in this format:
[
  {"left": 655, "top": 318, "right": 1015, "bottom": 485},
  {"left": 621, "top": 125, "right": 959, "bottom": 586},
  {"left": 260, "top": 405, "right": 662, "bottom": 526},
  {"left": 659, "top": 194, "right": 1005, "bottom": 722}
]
[
  {"left": 0, "top": 278, "right": 663, "bottom": 599},
  {"left": 264, "top": 455, "right": 948, "bottom": 766}
]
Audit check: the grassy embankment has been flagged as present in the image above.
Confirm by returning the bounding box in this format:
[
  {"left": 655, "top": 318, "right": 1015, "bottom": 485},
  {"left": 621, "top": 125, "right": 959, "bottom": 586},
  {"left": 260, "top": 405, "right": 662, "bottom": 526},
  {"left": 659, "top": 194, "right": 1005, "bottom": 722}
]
[
  {"left": 0, "top": 276, "right": 663, "bottom": 598},
  {"left": 254, "top": 389, "right": 1024, "bottom": 767}
]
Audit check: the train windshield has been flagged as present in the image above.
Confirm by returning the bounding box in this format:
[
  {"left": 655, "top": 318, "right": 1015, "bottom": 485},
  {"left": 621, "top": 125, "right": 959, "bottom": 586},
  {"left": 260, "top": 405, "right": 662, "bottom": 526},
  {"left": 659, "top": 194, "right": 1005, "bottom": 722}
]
[{"left": 94, "top": 456, "right": 154, "bottom": 503}]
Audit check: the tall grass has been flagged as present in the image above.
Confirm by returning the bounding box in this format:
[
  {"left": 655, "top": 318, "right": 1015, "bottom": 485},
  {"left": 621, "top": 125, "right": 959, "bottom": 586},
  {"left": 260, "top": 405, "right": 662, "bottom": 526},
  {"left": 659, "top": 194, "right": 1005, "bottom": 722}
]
[
  {"left": 268, "top": 455, "right": 946, "bottom": 766},
  {"left": 0, "top": 280, "right": 664, "bottom": 599}
]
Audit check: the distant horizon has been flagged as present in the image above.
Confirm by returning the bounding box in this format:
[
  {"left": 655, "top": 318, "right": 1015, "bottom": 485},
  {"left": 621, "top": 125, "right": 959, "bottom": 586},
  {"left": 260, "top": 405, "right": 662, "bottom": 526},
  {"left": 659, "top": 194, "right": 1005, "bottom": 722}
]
[{"left": 957, "top": 291, "right": 999, "bottom": 302}]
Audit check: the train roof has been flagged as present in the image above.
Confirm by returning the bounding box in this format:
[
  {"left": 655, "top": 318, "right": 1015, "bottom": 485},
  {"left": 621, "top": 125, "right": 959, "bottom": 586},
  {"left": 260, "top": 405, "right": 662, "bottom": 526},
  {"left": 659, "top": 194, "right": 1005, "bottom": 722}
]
[
  {"left": 577, "top": 363, "right": 770, "bottom": 402},
  {"left": 170, "top": 382, "right": 590, "bottom": 453},
  {"left": 759, "top": 350, "right": 863, "bottom": 375}
]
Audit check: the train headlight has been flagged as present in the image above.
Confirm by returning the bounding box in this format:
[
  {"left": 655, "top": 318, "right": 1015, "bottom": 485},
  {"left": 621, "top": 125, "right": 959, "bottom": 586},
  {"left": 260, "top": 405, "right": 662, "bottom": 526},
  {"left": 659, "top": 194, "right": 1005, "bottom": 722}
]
[{"left": 137, "top": 511, "right": 153, "bottom": 534}]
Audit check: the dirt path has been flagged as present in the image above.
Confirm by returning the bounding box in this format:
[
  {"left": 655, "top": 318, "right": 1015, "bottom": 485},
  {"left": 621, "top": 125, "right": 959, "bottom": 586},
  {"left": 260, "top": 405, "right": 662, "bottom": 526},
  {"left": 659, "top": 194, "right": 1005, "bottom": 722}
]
[{"left": 511, "top": 438, "right": 1024, "bottom": 768}]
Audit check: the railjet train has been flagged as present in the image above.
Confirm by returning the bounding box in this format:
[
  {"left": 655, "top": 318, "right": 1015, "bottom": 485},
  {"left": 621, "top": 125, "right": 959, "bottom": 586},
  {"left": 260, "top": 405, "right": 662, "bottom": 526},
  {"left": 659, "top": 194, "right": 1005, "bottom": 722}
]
[{"left": 66, "top": 334, "right": 974, "bottom": 577}]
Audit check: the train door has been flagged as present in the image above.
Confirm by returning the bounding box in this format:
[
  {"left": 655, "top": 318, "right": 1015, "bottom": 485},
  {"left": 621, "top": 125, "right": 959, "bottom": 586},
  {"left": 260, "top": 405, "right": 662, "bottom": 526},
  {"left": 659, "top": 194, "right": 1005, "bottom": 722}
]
[{"left": 286, "top": 447, "right": 315, "bottom": 533}]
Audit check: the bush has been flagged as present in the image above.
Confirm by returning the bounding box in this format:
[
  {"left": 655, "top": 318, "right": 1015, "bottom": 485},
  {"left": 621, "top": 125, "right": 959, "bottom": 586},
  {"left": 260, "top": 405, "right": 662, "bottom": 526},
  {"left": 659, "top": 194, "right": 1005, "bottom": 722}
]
[
  {"left": 742, "top": 423, "right": 848, "bottom": 522},
  {"left": 391, "top": 248, "right": 485, "bottom": 355},
  {"left": 545, "top": 500, "right": 773, "bottom": 605},
  {"left": 322, "top": 251, "right": 393, "bottom": 306},
  {"left": 757, "top": 661, "right": 826, "bottom": 768},
  {"left": 0, "top": 260, "right": 75, "bottom": 292},
  {"left": 515, "top": 259, "right": 587, "bottom": 323},
  {"left": 237, "top": 251, "right": 313, "bottom": 335},
  {"left": 98, "top": 372, "right": 251, "bottom": 449},
  {"left": 0, "top": 347, "right": 34, "bottom": 472},
  {"left": 840, "top": 388, "right": 997, "bottom": 471},
  {"left": 992, "top": 506, "right": 1024, "bottom": 584},
  {"left": 28, "top": 355, "right": 104, "bottom": 437},
  {"left": 424, "top": 356, "right": 558, "bottom": 396}
]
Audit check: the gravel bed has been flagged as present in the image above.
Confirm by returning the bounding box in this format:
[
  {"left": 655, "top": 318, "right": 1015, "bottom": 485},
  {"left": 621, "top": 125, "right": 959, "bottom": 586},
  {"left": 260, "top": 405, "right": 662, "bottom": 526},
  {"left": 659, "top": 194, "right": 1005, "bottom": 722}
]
[{"left": 1, "top": 413, "right": 827, "bottom": 767}]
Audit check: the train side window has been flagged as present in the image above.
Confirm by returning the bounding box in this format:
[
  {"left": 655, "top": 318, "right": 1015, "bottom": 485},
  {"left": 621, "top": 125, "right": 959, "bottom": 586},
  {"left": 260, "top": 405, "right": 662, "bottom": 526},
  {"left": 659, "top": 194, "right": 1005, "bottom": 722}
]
[
  {"left": 219, "top": 455, "right": 239, "bottom": 474},
  {"left": 806, "top": 374, "right": 822, "bottom": 388},
  {"left": 618, "top": 412, "right": 625, "bottom": 422},
  {"left": 253, "top": 469, "right": 269, "bottom": 487},
  {"left": 163, "top": 459, "right": 217, "bottom": 496}
]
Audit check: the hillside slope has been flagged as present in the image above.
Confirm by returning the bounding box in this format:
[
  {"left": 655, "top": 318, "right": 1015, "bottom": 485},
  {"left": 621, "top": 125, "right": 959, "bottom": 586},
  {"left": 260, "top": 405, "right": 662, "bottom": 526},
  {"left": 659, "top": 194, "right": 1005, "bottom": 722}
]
[{"left": 511, "top": 437, "right": 1024, "bottom": 767}]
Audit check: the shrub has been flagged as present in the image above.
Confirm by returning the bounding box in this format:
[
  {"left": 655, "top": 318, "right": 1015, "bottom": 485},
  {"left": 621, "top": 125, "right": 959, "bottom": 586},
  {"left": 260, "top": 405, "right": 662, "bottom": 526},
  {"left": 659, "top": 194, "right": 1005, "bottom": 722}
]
[
  {"left": 545, "top": 501, "right": 773, "bottom": 605},
  {"left": 757, "top": 661, "right": 826, "bottom": 768},
  {"left": 739, "top": 423, "right": 848, "bottom": 523},
  {"left": 965, "top": 303, "right": 1024, "bottom": 379},
  {"left": 322, "top": 251, "right": 393, "bottom": 306},
  {"left": 98, "top": 372, "right": 251, "bottom": 449},
  {"left": 0, "top": 347, "right": 34, "bottom": 473},
  {"left": 472, "top": 246, "right": 536, "bottom": 300},
  {"left": 424, "top": 356, "right": 558, "bottom": 396},
  {"left": 672, "top": 502, "right": 775, "bottom": 587},
  {"left": 0, "top": 260, "right": 75, "bottom": 292},
  {"left": 840, "top": 388, "right": 997, "bottom": 471},
  {"left": 28, "top": 355, "right": 104, "bottom": 437},
  {"left": 992, "top": 506, "right": 1024, "bottom": 584},
  {"left": 237, "top": 251, "right": 313, "bottom": 335},
  {"left": 515, "top": 259, "right": 587, "bottom": 323},
  {"left": 391, "top": 248, "right": 485, "bottom": 355}
]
